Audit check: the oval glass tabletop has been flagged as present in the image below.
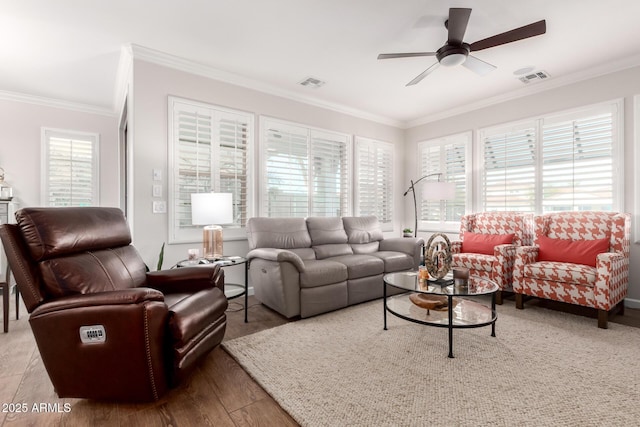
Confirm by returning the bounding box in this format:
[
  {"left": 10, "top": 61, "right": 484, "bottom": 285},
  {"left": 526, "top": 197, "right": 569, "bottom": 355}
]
[{"left": 383, "top": 271, "right": 499, "bottom": 296}]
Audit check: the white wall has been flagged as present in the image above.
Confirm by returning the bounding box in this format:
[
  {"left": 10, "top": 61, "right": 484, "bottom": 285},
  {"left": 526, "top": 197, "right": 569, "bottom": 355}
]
[
  {"left": 129, "top": 59, "right": 404, "bottom": 283},
  {"left": 0, "top": 99, "right": 119, "bottom": 209},
  {"left": 405, "top": 65, "right": 640, "bottom": 306}
]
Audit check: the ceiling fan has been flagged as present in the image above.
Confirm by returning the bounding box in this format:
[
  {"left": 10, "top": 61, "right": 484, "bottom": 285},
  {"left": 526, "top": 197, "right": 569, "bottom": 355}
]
[{"left": 378, "top": 8, "right": 546, "bottom": 86}]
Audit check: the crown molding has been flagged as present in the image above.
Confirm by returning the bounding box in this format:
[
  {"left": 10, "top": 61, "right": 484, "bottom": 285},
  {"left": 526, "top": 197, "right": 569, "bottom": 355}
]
[
  {"left": 128, "top": 44, "right": 403, "bottom": 128},
  {"left": 0, "top": 89, "right": 115, "bottom": 117},
  {"left": 406, "top": 53, "right": 640, "bottom": 128}
]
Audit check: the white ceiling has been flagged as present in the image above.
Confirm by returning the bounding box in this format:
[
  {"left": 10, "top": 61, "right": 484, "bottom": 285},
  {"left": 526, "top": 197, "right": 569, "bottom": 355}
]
[{"left": 3, "top": 0, "right": 640, "bottom": 126}]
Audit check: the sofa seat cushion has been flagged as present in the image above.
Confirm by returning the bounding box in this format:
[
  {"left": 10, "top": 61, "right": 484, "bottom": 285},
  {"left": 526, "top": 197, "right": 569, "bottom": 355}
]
[
  {"left": 452, "top": 253, "right": 494, "bottom": 272},
  {"left": 300, "top": 259, "right": 348, "bottom": 288},
  {"left": 371, "top": 251, "right": 414, "bottom": 273},
  {"left": 326, "top": 254, "right": 384, "bottom": 279},
  {"left": 523, "top": 261, "right": 596, "bottom": 287}
]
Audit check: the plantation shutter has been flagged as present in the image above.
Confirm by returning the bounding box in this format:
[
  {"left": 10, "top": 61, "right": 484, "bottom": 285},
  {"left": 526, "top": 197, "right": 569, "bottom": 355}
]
[
  {"left": 264, "top": 122, "right": 309, "bottom": 217},
  {"left": 261, "top": 118, "right": 351, "bottom": 218},
  {"left": 481, "top": 124, "right": 536, "bottom": 212},
  {"left": 355, "top": 138, "right": 393, "bottom": 228},
  {"left": 418, "top": 134, "right": 468, "bottom": 228},
  {"left": 42, "top": 130, "right": 99, "bottom": 207},
  {"left": 169, "top": 97, "right": 253, "bottom": 243},
  {"left": 541, "top": 107, "right": 615, "bottom": 212},
  {"left": 173, "top": 106, "right": 213, "bottom": 232},
  {"left": 310, "top": 130, "right": 350, "bottom": 217}
]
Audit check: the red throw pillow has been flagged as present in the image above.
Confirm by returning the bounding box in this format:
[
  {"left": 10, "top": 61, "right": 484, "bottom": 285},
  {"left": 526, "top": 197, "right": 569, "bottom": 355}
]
[
  {"left": 462, "top": 232, "right": 515, "bottom": 255},
  {"left": 537, "top": 235, "right": 609, "bottom": 267}
]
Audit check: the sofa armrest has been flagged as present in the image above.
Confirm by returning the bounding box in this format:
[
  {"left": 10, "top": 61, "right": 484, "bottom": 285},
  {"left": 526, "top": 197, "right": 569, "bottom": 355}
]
[
  {"left": 30, "top": 288, "right": 165, "bottom": 316},
  {"left": 450, "top": 241, "right": 462, "bottom": 254},
  {"left": 593, "top": 252, "right": 628, "bottom": 309},
  {"left": 379, "top": 237, "right": 424, "bottom": 255},
  {"left": 146, "top": 264, "right": 224, "bottom": 294},
  {"left": 246, "top": 248, "right": 305, "bottom": 272},
  {"left": 513, "top": 246, "right": 539, "bottom": 292}
]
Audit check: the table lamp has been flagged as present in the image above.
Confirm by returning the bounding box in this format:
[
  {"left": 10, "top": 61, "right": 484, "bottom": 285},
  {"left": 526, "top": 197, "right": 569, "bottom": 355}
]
[{"left": 190, "top": 192, "right": 233, "bottom": 259}]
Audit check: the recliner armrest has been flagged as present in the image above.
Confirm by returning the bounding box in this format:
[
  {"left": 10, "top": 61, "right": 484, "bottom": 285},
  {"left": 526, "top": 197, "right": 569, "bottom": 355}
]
[
  {"left": 146, "top": 264, "right": 224, "bottom": 294},
  {"left": 246, "top": 248, "right": 305, "bottom": 272},
  {"left": 31, "top": 288, "right": 165, "bottom": 316}
]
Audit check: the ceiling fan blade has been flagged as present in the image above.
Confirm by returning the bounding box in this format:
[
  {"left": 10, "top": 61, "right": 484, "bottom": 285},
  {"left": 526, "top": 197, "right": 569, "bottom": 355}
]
[
  {"left": 377, "top": 52, "right": 437, "bottom": 60},
  {"left": 447, "top": 8, "right": 472, "bottom": 45},
  {"left": 462, "top": 55, "right": 496, "bottom": 76},
  {"left": 406, "top": 62, "right": 440, "bottom": 86},
  {"left": 470, "top": 20, "right": 546, "bottom": 52}
]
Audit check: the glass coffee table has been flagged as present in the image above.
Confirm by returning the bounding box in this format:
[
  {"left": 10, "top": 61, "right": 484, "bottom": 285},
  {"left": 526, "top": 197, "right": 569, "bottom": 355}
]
[{"left": 383, "top": 271, "right": 499, "bottom": 358}]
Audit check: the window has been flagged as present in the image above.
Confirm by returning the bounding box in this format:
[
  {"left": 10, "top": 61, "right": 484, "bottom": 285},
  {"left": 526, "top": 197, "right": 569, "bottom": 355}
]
[
  {"left": 541, "top": 105, "right": 618, "bottom": 212},
  {"left": 41, "top": 128, "right": 99, "bottom": 207},
  {"left": 168, "top": 97, "right": 253, "bottom": 243},
  {"left": 479, "top": 101, "right": 622, "bottom": 214},
  {"left": 480, "top": 122, "right": 537, "bottom": 212},
  {"left": 417, "top": 132, "right": 470, "bottom": 231},
  {"left": 355, "top": 137, "right": 394, "bottom": 230},
  {"left": 259, "top": 118, "right": 351, "bottom": 217}
]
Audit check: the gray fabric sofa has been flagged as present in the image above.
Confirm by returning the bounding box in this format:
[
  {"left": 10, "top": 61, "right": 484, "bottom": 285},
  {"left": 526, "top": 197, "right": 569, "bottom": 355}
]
[{"left": 246, "top": 216, "right": 424, "bottom": 318}]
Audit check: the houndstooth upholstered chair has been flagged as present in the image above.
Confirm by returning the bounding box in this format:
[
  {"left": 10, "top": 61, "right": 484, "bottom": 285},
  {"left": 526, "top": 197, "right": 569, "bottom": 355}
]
[
  {"left": 513, "top": 211, "right": 630, "bottom": 328},
  {"left": 450, "top": 212, "right": 534, "bottom": 304}
]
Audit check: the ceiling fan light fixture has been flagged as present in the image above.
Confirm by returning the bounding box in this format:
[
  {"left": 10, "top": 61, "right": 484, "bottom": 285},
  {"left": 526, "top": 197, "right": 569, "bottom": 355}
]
[{"left": 440, "top": 53, "right": 467, "bottom": 67}]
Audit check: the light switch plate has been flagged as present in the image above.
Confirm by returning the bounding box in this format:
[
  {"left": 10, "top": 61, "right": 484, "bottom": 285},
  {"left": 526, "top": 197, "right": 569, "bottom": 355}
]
[
  {"left": 152, "top": 201, "right": 167, "bottom": 213},
  {"left": 152, "top": 184, "right": 162, "bottom": 197}
]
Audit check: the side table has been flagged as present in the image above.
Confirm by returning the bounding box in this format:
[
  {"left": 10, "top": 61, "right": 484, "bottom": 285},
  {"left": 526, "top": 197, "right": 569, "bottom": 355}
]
[{"left": 175, "top": 256, "right": 249, "bottom": 323}]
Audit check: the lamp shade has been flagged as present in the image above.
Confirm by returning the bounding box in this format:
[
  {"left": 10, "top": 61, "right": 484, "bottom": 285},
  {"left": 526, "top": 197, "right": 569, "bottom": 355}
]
[
  {"left": 421, "top": 181, "right": 456, "bottom": 200},
  {"left": 190, "top": 193, "right": 233, "bottom": 225}
]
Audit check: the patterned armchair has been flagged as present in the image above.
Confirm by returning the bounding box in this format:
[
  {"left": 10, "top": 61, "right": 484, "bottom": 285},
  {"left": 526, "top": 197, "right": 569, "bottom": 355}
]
[
  {"left": 451, "top": 212, "right": 534, "bottom": 304},
  {"left": 513, "top": 211, "right": 631, "bottom": 329}
]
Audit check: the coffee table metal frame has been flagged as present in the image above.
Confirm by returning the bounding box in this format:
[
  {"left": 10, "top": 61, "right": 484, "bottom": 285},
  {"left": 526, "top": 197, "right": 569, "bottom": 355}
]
[{"left": 383, "top": 271, "right": 498, "bottom": 358}]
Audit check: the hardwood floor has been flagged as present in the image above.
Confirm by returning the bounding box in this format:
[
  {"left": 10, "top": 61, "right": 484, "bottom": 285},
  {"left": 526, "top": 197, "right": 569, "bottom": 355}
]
[{"left": 1, "top": 293, "right": 639, "bottom": 426}]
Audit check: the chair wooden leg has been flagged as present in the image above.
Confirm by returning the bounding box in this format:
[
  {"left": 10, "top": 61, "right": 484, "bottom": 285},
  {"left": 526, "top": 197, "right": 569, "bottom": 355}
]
[
  {"left": 496, "top": 291, "right": 503, "bottom": 305},
  {"left": 618, "top": 301, "right": 625, "bottom": 316},
  {"left": 515, "top": 293, "right": 524, "bottom": 310},
  {"left": 597, "top": 309, "right": 608, "bottom": 329}
]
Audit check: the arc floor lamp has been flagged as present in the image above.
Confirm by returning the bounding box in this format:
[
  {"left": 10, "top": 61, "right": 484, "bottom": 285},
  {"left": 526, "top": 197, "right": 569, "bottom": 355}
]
[{"left": 403, "top": 173, "right": 456, "bottom": 237}]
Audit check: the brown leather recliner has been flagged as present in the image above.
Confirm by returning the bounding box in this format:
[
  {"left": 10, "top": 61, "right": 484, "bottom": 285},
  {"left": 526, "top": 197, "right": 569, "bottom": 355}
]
[{"left": 0, "top": 207, "right": 228, "bottom": 402}]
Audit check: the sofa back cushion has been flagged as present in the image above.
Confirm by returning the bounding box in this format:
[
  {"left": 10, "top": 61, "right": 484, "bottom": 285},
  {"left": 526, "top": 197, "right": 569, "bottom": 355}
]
[
  {"left": 16, "top": 207, "right": 132, "bottom": 261},
  {"left": 313, "top": 244, "right": 354, "bottom": 260},
  {"left": 343, "top": 216, "right": 383, "bottom": 244},
  {"left": 306, "top": 217, "right": 348, "bottom": 245},
  {"left": 14, "top": 207, "right": 147, "bottom": 299},
  {"left": 39, "top": 246, "right": 147, "bottom": 298},
  {"left": 534, "top": 211, "right": 630, "bottom": 257},
  {"left": 246, "top": 217, "right": 311, "bottom": 250}
]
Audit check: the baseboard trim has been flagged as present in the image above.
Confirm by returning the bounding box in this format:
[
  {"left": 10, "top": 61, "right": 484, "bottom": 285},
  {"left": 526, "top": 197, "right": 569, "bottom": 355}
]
[{"left": 625, "top": 297, "right": 640, "bottom": 309}]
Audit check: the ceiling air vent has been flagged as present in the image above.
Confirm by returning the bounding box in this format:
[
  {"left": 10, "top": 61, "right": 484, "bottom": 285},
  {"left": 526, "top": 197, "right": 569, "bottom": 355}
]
[
  {"left": 298, "top": 77, "right": 326, "bottom": 89},
  {"left": 518, "top": 70, "right": 550, "bottom": 84}
]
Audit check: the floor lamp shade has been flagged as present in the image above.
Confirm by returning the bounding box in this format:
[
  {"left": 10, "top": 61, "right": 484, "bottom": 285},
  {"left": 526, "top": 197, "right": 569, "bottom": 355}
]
[
  {"left": 421, "top": 181, "right": 456, "bottom": 200},
  {"left": 191, "top": 193, "right": 233, "bottom": 259}
]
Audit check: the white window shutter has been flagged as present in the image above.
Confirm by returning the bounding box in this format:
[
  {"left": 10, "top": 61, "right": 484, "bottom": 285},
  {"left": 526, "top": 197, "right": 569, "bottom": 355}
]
[
  {"left": 169, "top": 97, "right": 253, "bottom": 243},
  {"left": 261, "top": 118, "right": 351, "bottom": 218},
  {"left": 481, "top": 124, "right": 537, "bottom": 212},
  {"left": 355, "top": 138, "right": 394, "bottom": 229},
  {"left": 42, "top": 129, "right": 99, "bottom": 207}
]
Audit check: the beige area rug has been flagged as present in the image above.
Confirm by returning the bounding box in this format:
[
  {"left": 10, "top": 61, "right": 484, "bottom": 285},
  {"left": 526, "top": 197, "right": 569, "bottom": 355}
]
[{"left": 223, "top": 298, "right": 640, "bottom": 426}]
